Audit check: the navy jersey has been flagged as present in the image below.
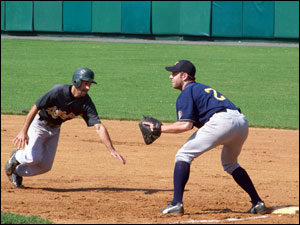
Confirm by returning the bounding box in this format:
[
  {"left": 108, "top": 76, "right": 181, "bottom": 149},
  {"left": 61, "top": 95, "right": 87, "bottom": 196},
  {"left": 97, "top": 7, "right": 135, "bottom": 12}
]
[
  {"left": 35, "top": 85, "right": 100, "bottom": 126},
  {"left": 176, "top": 82, "right": 240, "bottom": 128}
]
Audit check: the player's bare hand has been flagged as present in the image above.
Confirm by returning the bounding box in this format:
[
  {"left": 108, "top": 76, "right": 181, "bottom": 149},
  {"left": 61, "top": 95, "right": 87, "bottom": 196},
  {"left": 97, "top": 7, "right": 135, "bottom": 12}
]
[
  {"left": 12, "top": 131, "right": 29, "bottom": 149},
  {"left": 110, "top": 150, "right": 126, "bottom": 165},
  {"left": 142, "top": 122, "right": 154, "bottom": 131}
]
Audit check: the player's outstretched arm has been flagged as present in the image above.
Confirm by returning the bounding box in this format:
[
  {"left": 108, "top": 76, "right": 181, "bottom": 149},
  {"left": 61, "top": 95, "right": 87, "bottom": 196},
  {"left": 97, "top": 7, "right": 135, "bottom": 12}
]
[{"left": 95, "top": 123, "right": 126, "bottom": 165}]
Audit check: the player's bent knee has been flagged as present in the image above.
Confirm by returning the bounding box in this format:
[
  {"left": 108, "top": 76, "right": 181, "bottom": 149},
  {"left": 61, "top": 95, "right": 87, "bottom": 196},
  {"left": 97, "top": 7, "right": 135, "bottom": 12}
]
[
  {"left": 175, "top": 154, "right": 192, "bottom": 164},
  {"left": 222, "top": 162, "right": 240, "bottom": 175},
  {"left": 39, "top": 164, "right": 53, "bottom": 173}
]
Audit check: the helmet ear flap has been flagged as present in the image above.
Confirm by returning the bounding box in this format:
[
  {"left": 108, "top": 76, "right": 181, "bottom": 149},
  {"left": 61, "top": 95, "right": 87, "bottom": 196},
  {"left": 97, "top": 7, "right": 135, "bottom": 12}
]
[{"left": 72, "top": 78, "right": 81, "bottom": 88}]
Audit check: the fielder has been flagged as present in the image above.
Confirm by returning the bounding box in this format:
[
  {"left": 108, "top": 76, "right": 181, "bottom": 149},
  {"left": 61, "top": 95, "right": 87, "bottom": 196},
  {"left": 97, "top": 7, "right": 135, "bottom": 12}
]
[
  {"left": 141, "top": 60, "right": 267, "bottom": 214},
  {"left": 5, "top": 67, "right": 126, "bottom": 188}
]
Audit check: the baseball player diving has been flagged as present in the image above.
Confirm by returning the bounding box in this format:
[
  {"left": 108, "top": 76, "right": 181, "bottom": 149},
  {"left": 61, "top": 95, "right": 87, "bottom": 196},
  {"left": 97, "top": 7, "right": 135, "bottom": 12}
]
[
  {"left": 142, "top": 60, "right": 267, "bottom": 214},
  {"left": 5, "top": 67, "right": 126, "bottom": 188}
]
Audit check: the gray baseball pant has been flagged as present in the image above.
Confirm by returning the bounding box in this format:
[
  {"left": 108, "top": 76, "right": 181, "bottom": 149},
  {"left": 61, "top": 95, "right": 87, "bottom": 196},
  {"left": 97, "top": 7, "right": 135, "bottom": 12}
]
[{"left": 15, "top": 114, "right": 60, "bottom": 177}]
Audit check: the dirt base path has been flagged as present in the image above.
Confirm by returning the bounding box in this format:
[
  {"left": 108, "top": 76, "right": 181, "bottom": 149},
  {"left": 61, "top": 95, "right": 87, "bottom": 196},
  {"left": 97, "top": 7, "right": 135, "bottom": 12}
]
[{"left": 1, "top": 115, "right": 299, "bottom": 224}]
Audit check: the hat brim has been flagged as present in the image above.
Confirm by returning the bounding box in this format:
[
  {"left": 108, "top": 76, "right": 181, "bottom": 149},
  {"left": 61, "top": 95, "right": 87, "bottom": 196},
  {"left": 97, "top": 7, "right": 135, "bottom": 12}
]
[
  {"left": 82, "top": 79, "right": 97, "bottom": 84},
  {"left": 165, "top": 66, "right": 180, "bottom": 72}
]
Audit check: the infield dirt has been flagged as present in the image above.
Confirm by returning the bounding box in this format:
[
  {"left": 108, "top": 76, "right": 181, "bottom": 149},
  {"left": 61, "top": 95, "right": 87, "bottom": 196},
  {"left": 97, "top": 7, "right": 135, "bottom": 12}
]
[{"left": 1, "top": 114, "right": 299, "bottom": 224}]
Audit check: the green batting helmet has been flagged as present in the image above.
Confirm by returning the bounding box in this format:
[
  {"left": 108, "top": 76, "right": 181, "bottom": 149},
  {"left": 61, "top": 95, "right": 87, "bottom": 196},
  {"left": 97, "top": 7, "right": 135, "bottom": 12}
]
[{"left": 72, "top": 67, "right": 97, "bottom": 88}]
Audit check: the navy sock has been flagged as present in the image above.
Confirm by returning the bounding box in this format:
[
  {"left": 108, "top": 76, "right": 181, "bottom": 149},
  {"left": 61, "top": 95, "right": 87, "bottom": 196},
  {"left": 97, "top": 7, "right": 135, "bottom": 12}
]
[
  {"left": 171, "top": 161, "right": 190, "bottom": 205},
  {"left": 231, "top": 167, "right": 262, "bottom": 205}
]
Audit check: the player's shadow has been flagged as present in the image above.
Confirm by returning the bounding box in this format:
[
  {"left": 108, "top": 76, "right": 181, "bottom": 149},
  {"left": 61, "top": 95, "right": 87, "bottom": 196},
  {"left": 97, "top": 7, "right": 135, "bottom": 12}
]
[
  {"left": 24, "top": 186, "right": 175, "bottom": 195},
  {"left": 187, "top": 208, "right": 242, "bottom": 215}
]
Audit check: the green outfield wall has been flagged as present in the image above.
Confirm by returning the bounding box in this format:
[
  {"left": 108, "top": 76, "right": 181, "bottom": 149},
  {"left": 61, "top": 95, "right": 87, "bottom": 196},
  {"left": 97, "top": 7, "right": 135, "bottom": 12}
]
[
  {"left": 211, "top": 1, "right": 243, "bottom": 37},
  {"left": 243, "top": 1, "right": 274, "bottom": 38},
  {"left": 5, "top": 1, "right": 33, "bottom": 31},
  {"left": 1, "top": 1, "right": 5, "bottom": 30},
  {"left": 92, "top": 1, "right": 121, "bottom": 33},
  {"left": 121, "top": 1, "right": 151, "bottom": 34},
  {"left": 274, "top": 1, "right": 299, "bottom": 38},
  {"left": 63, "top": 1, "right": 92, "bottom": 33},
  {"left": 1, "top": 1, "right": 299, "bottom": 39},
  {"left": 152, "top": 1, "right": 211, "bottom": 36},
  {"left": 34, "top": 1, "right": 62, "bottom": 32}
]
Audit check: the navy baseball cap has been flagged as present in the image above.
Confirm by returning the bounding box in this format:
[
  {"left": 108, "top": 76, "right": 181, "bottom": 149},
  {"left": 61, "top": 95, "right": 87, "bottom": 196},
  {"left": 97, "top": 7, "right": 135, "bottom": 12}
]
[{"left": 165, "top": 60, "right": 196, "bottom": 77}]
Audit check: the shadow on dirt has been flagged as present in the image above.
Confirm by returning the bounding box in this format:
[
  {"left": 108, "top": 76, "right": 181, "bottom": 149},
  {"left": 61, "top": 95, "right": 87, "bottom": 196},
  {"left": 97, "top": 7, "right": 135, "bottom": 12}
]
[
  {"left": 186, "top": 208, "right": 243, "bottom": 215},
  {"left": 24, "top": 186, "right": 176, "bottom": 195}
]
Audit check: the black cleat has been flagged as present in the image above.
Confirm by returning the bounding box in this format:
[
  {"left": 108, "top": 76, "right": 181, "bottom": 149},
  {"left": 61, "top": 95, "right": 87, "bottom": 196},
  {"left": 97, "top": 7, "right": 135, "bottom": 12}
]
[
  {"left": 5, "top": 150, "right": 20, "bottom": 176},
  {"left": 247, "top": 201, "right": 267, "bottom": 214},
  {"left": 8, "top": 172, "right": 23, "bottom": 188},
  {"left": 160, "top": 203, "right": 184, "bottom": 214}
]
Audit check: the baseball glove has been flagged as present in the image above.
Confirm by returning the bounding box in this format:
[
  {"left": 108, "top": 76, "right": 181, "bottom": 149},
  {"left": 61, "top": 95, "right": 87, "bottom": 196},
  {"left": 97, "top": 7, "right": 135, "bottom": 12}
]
[{"left": 139, "top": 116, "right": 162, "bottom": 145}]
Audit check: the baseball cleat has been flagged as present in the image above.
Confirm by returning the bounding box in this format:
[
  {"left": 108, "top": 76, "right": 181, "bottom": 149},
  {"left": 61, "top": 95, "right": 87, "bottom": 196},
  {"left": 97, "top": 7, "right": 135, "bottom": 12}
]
[
  {"left": 5, "top": 150, "right": 20, "bottom": 176},
  {"left": 160, "top": 203, "right": 184, "bottom": 214},
  {"left": 8, "top": 172, "right": 23, "bottom": 188},
  {"left": 247, "top": 201, "right": 267, "bottom": 214}
]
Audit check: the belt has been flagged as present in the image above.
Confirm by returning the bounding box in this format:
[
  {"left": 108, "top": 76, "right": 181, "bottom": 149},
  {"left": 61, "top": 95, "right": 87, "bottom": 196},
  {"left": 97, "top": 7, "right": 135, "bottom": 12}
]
[
  {"left": 37, "top": 115, "right": 60, "bottom": 128},
  {"left": 216, "top": 108, "right": 242, "bottom": 114},
  {"left": 44, "top": 120, "right": 60, "bottom": 128},
  {"left": 215, "top": 108, "right": 242, "bottom": 113},
  {"left": 215, "top": 108, "right": 227, "bottom": 114}
]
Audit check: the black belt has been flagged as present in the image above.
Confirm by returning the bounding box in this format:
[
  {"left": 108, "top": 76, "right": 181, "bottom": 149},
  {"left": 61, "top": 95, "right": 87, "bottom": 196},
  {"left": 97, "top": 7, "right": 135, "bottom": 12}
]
[
  {"left": 44, "top": 120, "right": 60, "bottom": 128},
  {"left": 216, "top": 108, "right": 242, "bottom": 114},
  {"left": 37, "top": 115, "right": 60, "bottom": 128},
  {"left": 215, "top": 108, "right": 227, "bottom": 114}
]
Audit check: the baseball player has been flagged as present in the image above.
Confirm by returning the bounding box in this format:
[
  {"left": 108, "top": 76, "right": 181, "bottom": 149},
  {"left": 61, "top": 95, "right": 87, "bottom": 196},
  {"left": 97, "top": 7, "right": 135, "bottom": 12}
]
[
  {"left": 5, "top": 67, "right": 126, "bottom": 188},
  {"left": 157, "top": 60, "right": 267, "bottom": 214}
]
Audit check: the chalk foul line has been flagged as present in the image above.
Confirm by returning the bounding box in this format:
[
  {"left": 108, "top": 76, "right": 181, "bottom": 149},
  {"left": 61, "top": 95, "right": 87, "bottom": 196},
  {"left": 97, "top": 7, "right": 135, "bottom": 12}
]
[{"left": 175, "top": 215, "right": 269, "bottom": 224}]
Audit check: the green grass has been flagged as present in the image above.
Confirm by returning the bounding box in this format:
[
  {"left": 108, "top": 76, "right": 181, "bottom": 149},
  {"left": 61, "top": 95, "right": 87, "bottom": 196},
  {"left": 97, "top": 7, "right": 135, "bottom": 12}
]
[
  {"left": 1, "top": 39, "right": 299, "bottom": 129},
  {"left": 1, "top": 212, "right": 52, "bottom": 224}
]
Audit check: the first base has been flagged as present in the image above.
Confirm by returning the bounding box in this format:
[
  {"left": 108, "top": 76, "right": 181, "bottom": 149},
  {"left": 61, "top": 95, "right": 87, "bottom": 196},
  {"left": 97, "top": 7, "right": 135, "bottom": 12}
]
[{"left": 270, "top": 206, "right": 299, "bottom": 215}]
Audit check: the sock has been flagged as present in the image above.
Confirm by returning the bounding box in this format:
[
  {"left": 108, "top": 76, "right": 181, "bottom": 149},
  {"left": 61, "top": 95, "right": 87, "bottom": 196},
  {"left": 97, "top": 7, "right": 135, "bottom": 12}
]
[
  {"left": 231, "top": 167, "right": 262, "bottom": 205},
  {"left": 171, "top": 161, "right": 190, "bottom": 205}
]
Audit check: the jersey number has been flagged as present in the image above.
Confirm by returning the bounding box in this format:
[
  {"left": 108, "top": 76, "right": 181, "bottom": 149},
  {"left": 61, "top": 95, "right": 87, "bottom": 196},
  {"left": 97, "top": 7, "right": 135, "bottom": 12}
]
[{"left": 205, "top": 88, "right": 226, "bottom": 101}]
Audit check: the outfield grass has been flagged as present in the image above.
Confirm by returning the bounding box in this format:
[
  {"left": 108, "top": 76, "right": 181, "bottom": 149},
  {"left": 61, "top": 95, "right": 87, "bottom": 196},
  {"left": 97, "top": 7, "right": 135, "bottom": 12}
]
[
  {"left": 1, "top": 212, "right": 52, "bottom": 224},
  {"left": 1, "top": 39, "right": 299, "bottom": 129}
]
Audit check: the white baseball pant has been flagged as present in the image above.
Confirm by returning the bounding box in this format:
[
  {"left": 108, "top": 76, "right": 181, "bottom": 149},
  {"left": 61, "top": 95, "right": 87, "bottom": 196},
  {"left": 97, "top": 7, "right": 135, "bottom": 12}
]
[{"left": 175, "top": 109, "right": 249, "bottom": 174}]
